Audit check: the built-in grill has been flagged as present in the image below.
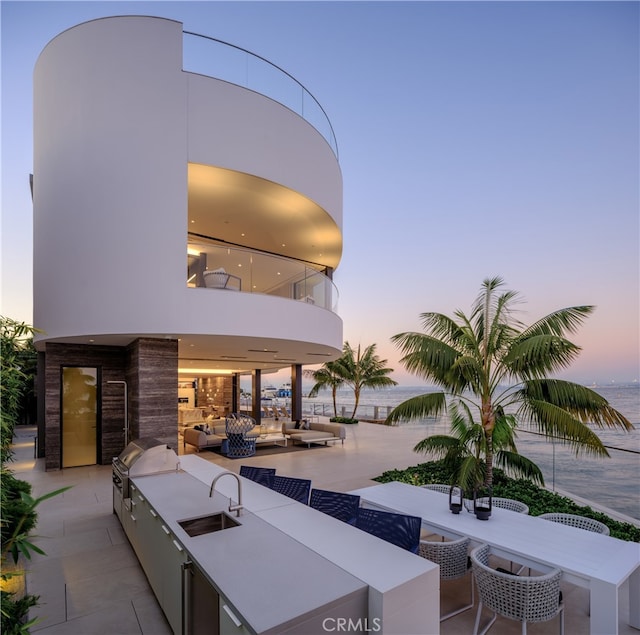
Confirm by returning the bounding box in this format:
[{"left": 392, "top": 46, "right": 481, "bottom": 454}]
[{"left": 112, "top": 438, "right": 179, "bottom": 519}]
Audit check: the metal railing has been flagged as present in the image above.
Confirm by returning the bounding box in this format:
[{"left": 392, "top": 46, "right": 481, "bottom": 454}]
[
  {"left": 188, "top": 239, "right": 338, "bottom": 312},
  {"left": 183, "top": 32, "right": 338, "bottom": 158}
]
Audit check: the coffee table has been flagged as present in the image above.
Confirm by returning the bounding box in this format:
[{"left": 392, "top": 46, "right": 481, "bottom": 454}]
[{"left": 254, "top": 433, "right": 287, "bottom": 448}]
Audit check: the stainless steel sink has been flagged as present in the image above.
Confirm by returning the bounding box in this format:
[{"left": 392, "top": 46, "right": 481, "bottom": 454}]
[{"left": 178, "top": 512, "right": 241, "bottom": 537}]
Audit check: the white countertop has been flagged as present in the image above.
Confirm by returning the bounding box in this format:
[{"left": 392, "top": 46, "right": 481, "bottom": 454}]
[
  {"left": 132, "top": 468, "right": 367, "bottom": 634},
  {"left": 169, "top": 456, "right": 440, "bottom": 634}
]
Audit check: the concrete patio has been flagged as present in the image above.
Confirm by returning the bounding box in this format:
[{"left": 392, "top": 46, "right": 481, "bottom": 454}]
[{"left": 9, "top": 421, "right": 635, "bottom": 634}]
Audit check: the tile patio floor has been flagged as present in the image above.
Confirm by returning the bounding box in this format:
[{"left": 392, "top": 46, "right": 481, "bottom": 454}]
[{"left": 9, "top": 422, "right": 635, "bottom": 634}]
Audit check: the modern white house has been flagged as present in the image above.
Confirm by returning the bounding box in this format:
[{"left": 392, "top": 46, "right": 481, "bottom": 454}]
[{"left": 33, "top": 16, "right": 344, "bottom": 470}]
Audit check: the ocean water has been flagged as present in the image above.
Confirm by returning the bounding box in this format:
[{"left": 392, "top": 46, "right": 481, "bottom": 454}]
[{"left": 303, "top": 383, "right": 640, "bottom": 521}]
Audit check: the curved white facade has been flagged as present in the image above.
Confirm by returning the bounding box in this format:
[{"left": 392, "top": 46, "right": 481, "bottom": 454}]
[{"left": 33, "top": 16, "right": 343, "bottom": 368}]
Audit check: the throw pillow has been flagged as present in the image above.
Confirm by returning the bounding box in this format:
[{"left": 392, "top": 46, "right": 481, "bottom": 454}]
[
  {"left": 302, "top": 419, "right": 310, "bottom": 430},
  {"left": 294, "top": 420, "right": 301, "bottom": 429}
]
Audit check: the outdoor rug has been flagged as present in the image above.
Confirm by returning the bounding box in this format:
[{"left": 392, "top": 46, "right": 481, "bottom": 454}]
[{"left": 206, "top": 442, "right": 330, "bottom": 457}]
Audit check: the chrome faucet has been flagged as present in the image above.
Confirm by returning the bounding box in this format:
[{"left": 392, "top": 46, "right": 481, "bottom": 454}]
[{"left": 209, "top": 471, "right": 243, "bottom": 517}]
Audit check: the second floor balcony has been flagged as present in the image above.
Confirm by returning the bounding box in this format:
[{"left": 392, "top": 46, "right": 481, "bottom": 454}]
[{"left": 187, "top": 238, "right": 338, "bottom": 312}]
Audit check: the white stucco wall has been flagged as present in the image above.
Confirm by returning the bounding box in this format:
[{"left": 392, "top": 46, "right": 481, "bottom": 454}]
[
  {"left": 187, "top": 73, "right": 342, "bottom": 227},
  {"left": 33, "top": 15, "right": 342, "bottom": 352},
  {"left": 33, "top": 16, "right": 187, "bottom": 339}
]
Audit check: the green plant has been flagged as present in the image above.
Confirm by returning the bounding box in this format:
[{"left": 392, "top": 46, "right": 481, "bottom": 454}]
[
  {"left": 1, "top": 317, "right": 39, "bottom": 463},
  {"left": 387, "top": 277, "right": 632, "bottom": 492},
  {"left": 1, "top": 482, "right": 71, "bottom": 633},
  {"left": 0, "top": 592, "right": 39, "bottom": 635},
  {"left": 374, "top": 460, "right": 640, "bottom": 542},
  {"left": 329, "top": 417, "right": 359, "bottom": 424},
  {"left": 1, "top": 472, "right": 37, "bottom": 548},
  {"left": 1, "top": 316, "right": 71, "bottom": 633}
]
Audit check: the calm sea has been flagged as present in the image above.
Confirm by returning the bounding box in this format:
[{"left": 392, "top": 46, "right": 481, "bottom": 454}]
[{"left": 302, "top": 383, "right": 640, "bottom": 521}]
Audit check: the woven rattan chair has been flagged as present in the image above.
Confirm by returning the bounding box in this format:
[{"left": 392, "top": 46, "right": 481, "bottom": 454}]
[
  {"left": 470, "top": 543, "right": 564, "bottom": 635},
  {"left": 239, "top": 466, "right": 275, "bottom": 488},
  {"left": 310, "top": 488, "right": 361, "bottom": 525},
  {"left": 271, "top": 475, "right": 312, "bottom": 504},
  {"left": 355, "top": 508, "right": 422, "bottom": 554},
  {"left": 225, "top": 414, "right": 257, "bottom": 458},
  {"left": 538, "top": 513, "right": 609, "bottom": 535},
  {"left": 419, "top": 536, "right": 474, "bottom": 621},
  {"left": 420, "top": 483, "right": 452, "bottom": 494},
  {"left": 493, "top": 498, "right": 529, "bottom": 514}
]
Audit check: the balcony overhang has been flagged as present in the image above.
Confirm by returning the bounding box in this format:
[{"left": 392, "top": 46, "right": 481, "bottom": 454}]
[
  {"left": 188, "top": 163, "right": 342, "bottom": 269},
  {"left": 36, "top": 331, "right": 340, "bottom": 376}
]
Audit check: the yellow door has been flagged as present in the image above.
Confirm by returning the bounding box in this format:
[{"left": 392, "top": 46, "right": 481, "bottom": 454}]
[{"left": 62, "top": 367, "right": 98, "bottom": 467}]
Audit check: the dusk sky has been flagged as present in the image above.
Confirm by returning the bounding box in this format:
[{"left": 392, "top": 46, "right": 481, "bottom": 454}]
[{"left": 2, "top": 1, "right": 638, "bottom": 386}]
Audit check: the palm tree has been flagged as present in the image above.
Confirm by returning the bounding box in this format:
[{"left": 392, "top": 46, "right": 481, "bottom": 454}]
[
  {"left": 304, "top": 360, "right": 346, "bottom": 417},
  {"left": 338, "top": 342, "right": 398, "bottom": 418},
  {"left": 386, "top": 277, "right": 632, "bottom": 492},
  {"left": 304, "top": 342, "right": 398, "bottom": 418}
]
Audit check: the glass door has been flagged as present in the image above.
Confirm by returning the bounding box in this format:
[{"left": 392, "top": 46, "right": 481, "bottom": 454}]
[{"left": 62, "top": 367, "right": 98, "bottom": 467}]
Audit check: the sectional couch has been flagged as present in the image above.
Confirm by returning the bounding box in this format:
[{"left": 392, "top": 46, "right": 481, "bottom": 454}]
[
  {"left": 183, "top": 419, "right": 346, "bottom": 451},
  {"left": 281, "top": 420, "right": 346, "bottom": 447},
  {"left": 182, "top": 423, "right": 227, "bottom": 452}
]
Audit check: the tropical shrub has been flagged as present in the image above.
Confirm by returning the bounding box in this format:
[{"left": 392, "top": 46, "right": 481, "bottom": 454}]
[
  {"left": 330, "top": 417, "right": 359, "bottom": 424},
  {"left": 1, "top": 316, "right": 70, "bottom": 633}
]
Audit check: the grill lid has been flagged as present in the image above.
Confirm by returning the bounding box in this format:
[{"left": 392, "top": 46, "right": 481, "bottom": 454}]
[{"left": 117, "top": 437, "right": 165, "bottom": 469}]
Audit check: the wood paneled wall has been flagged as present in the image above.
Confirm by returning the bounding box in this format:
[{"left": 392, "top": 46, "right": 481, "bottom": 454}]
[
  {"left": 126, "top": 338, "right": 178, "bottom": 447},
  {"left": 43, "top": 343, "right": 127, "bottom": 470},
  {"left": 41, "top": 338, "right": 178, "bottom": 470}
]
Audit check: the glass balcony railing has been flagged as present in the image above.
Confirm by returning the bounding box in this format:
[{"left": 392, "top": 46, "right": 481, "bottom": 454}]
[
  {"left": 187, "top": 240, "right": 338, "bottom": 312},
  {"left": 183, "top": 31, "right": 339, "bottom": 158}
]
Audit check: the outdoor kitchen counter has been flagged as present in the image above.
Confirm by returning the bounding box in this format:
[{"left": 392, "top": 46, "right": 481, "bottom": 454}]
[
  {"left": 130, "top": 468, "right": 368, "bottom": 635},
  {"left": 174, "top": 455, "right": 440, "bottom": 635}
]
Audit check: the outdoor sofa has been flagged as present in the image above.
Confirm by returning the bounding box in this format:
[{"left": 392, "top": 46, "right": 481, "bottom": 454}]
[{"left": 281, "top": 420, "right": 346, "bottom": 447}]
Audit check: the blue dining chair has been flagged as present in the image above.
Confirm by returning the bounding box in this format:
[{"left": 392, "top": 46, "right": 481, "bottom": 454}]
[
  {"left": 355, "top": 507, "right": 422, "bottom": 554},
  {"left": 309, "top": 488, "right": 360, "bottom": 525},
  {"left": 239, "top": 466, "right": 276, "bottom": 488},
  {"left": 271, "top": 475, "right": 312, "bottom": 504}
]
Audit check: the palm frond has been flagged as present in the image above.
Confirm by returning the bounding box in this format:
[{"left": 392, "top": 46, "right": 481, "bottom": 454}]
[
  {"left": 413, "top": 435, "right": 462, "bottom": 457},
  {"left": 503, "top": 335, "right": 583, "bottom": 378},
  {"left": 385, "top": 392, "right": 447, "bottom": 426},
  {"left": 449, "top": 355, "right": 484, "bottom": 391},
  {"left": 457, "top": 455, "right": 486, "bottom": 491},
  {"left": 391, "top": 332, "right": 466, "bottom": 389},
  {"left": 471, "top": 277, "right": 519, "bottom": 348},
  {"left": 494, "top": 450, "right": 545, "bottom": 485},
  {"left": 518, "top": 398, "right": 610, "bottom": 457},
  {"left": 418, "top": 312, "right": 466, "bottom": 347},
  {"left": 517, "top": 379, "right": 633, "bottom": 429},
  {"left": 519, "top": 306, "right": 595, "bottom": 339},
  {"left": 492, "top": 414, "right": 519, "bottom": 452}
]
